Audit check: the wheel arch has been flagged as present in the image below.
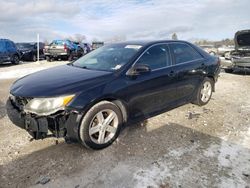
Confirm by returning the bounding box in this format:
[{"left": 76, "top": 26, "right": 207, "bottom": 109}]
[
  {"left": 206, "top": 75, "right": 215, "bottom": 92},
  {"left": 80, "top": 96, "right": 129, "bottom": 124}
]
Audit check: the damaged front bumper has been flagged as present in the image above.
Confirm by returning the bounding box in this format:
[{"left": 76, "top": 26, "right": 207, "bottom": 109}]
[
  {"left": 232, "top": 56, "right": 250, "bottom": 68},
  {"left": 6, "top": 99, "right": 82, "bottom": 142}
]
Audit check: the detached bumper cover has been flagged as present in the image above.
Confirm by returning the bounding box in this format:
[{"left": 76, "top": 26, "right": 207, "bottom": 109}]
[{"left": 6, "top": 99, "right": 81, "bottom": 141}]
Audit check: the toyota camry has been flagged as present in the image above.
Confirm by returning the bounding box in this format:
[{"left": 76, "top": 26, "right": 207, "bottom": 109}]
[{"left": 6, "top": 40, "right": 220, "bottom": 149}]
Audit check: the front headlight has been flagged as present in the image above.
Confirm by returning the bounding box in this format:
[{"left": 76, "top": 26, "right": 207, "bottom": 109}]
[{"left": 24, "top": 95, "right": 75, "bottom": 116}]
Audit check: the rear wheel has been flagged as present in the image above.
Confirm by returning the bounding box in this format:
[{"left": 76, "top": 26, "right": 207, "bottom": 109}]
[
  {"left": 46, "top": 56, "right": 51, "bottom": 62},
  {"left": 32, "top": 54, "right": 37, "bottom": 62},
  {"left": 11, "top": 55, "right": 20, "bottom": 65},
  {"left": 193, "top": 77, "right": 213, "bottom": 106},
  {"left": 224, "top": 68, "right": 233, "bottom": 73},
  {"left": 68, "top": 53, "right": 73, "bottom": 61},
  {"left": 79, "top": 101, "right": 123, "bottom": 149}
]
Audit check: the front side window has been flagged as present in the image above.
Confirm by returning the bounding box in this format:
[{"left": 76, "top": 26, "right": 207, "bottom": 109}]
[
  {"left": 72, "top": 44, "right": 142, "bottom": 72},
  {"left": 136, "top": 44, "right": 171, "bottom": 70},
  {"left": 170, "top": 43, "right": 203, "bottom": 64},
  {"left": 0, "top": 42, "right": 6, "bottom": 52}
]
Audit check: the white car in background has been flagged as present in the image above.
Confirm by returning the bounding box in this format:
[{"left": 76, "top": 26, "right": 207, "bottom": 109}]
[
  {"left": 222, "top": 30, "right": 250, "bottom": 73},
  {"left": 217, "top": 45, "right": 234, "bottom": 57},
  {"left": 199, "top": 45, "right": 217, "bottom": 56}
]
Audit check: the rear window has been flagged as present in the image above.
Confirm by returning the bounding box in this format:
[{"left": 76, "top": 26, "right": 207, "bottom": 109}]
[
  {"left": 170, "top": 43, "right": 203, "bottom": 64},
  {"left": 51, "top": 40, "right": 66, "bottom": 45}
]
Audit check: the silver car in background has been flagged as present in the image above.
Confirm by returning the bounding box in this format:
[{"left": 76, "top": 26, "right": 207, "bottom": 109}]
[{"left": 222, "top": 30, "right": 250, "bottom": 73}]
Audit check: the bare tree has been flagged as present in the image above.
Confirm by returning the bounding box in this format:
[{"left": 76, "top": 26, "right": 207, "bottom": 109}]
[
  {"left": 74, "top": 34, "right": 86, "bottom": 43},
  {"left": 43, "top": 39, "right": 50, "bottom": 45},
  {"left": 172, "top": 33, "right": 178, "bottom": 40},
  {"left": 64, "top": 36, "right": 74, "bottom": 41}
]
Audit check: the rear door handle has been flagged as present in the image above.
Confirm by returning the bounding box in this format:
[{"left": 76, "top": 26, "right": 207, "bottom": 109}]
[{"left": 168, "top": 70, "right": 176, "bottom": 77}]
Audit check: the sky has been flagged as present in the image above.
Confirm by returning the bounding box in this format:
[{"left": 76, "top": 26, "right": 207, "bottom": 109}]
[{"left": 0, "top": 0, "right": 249, "bottom": 43}]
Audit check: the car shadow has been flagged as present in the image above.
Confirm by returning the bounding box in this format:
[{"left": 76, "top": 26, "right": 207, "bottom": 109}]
[
  {"left": 1, "top": 121, "right": 249, "bottom": 188},
  {"left": 224, "top": 69, "right": 250, "bottom": 75}
]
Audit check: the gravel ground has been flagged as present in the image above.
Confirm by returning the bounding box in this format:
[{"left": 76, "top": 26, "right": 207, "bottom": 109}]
[{"left": 0, "top": 61, "right": 250, "bottom": 188}]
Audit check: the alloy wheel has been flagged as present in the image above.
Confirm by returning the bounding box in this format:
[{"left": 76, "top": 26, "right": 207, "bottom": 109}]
[
  {"left": 200, "top": 81, "right": 212, "bottom": 103},
  {"left": 88, "top": 109, "right": 118, "bottom": 144}
]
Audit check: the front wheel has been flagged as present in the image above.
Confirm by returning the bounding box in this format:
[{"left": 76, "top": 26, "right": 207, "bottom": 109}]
[
  {"left": 79, "top": 101, "right": 123, "bottom": 149},
  {"left": 11, "top": 55, "right": 20, "bottom": 65},
  {"left": 193, "top": 78, "right": 214, "bottom": 106}
]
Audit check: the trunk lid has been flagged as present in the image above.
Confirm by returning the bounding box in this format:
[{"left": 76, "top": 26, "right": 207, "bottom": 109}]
[{"left": 234, "top": 30, "right": 250, "bottom": 51}]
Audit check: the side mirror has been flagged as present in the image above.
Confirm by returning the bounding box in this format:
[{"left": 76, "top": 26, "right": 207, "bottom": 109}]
[{"left": 126, "top": 64, "right": 151, "bottom": 76}]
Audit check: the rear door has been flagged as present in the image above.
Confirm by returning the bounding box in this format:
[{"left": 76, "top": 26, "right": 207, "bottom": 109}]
[
  {"left": 125, "top": 44, "right": 179, "bottom": 119},
  {"left": 169, "top": 42, "right": 206, "bottom": 101}
]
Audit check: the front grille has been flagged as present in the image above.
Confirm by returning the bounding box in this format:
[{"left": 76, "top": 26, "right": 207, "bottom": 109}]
[{"left": 10, "top": 95, "right": 32, "bottom": 111}]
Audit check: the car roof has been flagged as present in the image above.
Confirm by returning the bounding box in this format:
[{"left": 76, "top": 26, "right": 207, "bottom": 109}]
[
  {"left": 109, "top": 40, "right": 191, "bottom": 47},
  {"left": 0, "top": 39, "right": 12, "bottom": 41}
]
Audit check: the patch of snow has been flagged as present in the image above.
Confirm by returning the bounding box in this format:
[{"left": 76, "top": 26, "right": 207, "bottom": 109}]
[
  {"left": 0, "top": 67, "right": 48, "bottom": 80},
  {"left": 217, "top": 140, "right": 250, "bottom": 187}
]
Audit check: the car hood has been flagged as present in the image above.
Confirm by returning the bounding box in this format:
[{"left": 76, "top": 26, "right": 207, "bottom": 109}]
[
  {"left": 10, "top": 65, "right": 113, "bottom": 97},
  {"left": 235, "top": 30, "right": 250, "bottom": 51}
]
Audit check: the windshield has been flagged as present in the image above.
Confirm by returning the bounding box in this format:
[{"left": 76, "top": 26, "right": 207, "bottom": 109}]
[
  {"left": 16, "top": 43, "right": 33, "bottom": 49},
  {"left": 72, "top": 44, "right": 142, "bottom": 72}
]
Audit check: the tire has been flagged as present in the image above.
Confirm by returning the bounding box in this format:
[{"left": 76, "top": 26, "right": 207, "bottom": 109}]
[
  {"left": 46, "top": 56, "right": 51, "bottom": 62},
  {"left": 224, "top": 68, "right": 233, "bottom": 73},
  {"left": 68, "top": 53, "right": 73, "bottom": 61},
  {"left": 11, "top": 55, "right": 20, "bottom": 65},
  {"left": 209, "top": 51, "right": 216, "bottom": 56},
  {"left": 32, "top": 54, "right": 37, "bottom": 62},
  {"left": 193, "top": 77, "right": 214, "bottom": 106},
  {"left": 79, "top": 101, "right": 123, "bottom": 149}
]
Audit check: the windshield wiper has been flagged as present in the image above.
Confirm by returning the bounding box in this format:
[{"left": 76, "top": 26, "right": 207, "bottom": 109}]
[{"left": 68, "top": 63, "right": 88, "bottom": 69}]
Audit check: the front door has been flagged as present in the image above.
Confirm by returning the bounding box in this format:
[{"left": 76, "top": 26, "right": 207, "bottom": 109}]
[{"left": 124, "top": 44, "right": 179, "bottom": 119}]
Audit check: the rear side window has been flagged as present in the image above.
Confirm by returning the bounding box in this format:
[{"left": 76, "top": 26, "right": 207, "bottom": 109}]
[
  {"left": 170, "top": 43, "right": 203, "bottom": 64},
  {"left": 136, "top": 44, "right": 171, "bottom": 70}
]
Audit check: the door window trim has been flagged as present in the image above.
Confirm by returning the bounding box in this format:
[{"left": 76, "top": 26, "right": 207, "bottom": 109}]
[
  {"left": 130, "top": 43, "right": 174, "bottom": 72},
  {"left": 168, "top": 42, "right": 205, "bottom": 65}
]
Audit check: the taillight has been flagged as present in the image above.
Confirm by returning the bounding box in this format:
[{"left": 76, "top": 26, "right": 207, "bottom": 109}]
[
  {"left": 217, "top": 57, "right": 221, "bottom": 66},
  {"left": 64, "top": 44, "right": 68, "bottom": 52}
]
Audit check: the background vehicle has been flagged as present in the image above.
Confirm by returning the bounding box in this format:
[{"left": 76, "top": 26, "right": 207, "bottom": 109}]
[
  {"left": 16, "top": 42, "right": 45, "bottom": 62},
  {"left": 199, "top": 45, "right": 218, "bottom": 56},
  {"left": 0, "top": 39, "right": 20, "bottom": 65},
  {"left": 44, "top": 40, "right": 78, "bottom": 61},
  {"left": 7, "top": 40, "right": 220, "bottom": 149},
  {"left": 73, "top": 42, "right": 92, "bottom": 57},
  {"left": 217, "top": 45, "right": 234, "bottom": 57},
  {"left": 222, "top": 30, "right": 250, "bottom": 73},
  {"left": 92, "top": 41, "right": 104, "bottom": 50}
]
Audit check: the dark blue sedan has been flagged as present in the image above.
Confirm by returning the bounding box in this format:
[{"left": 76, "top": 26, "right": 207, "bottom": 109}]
[{"left": 6, "top": 40, "right": 220, "bottom": 149}]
